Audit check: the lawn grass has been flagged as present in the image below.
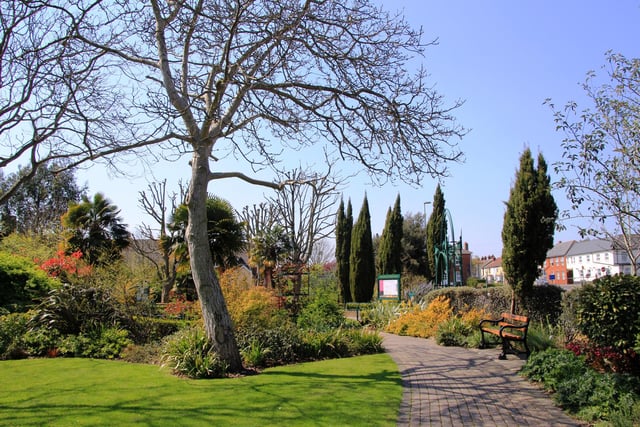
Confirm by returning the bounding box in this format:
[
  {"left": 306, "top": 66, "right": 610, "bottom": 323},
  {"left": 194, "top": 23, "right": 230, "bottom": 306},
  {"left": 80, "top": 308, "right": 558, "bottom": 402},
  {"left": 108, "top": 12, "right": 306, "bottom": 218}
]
[{"left": 0, "top": 354, "right": 401, "bottom": 426}]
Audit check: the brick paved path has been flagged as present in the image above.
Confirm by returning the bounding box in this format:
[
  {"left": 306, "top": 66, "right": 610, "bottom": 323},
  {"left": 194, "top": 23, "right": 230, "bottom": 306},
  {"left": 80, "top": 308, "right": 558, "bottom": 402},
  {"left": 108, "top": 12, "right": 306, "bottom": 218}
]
[{"left": 381, "top": 333, "right": 583, "bottom": 426}]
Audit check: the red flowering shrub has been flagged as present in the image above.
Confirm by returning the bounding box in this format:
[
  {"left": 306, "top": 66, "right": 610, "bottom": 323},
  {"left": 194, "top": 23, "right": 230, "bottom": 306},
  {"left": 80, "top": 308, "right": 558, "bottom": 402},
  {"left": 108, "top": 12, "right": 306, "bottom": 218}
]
[
  {"left": 566, "top": 340, "right": 640, "bottom": 376},
  {"left": 39, "top": 250, "right": 92, "bottom": 281},
  {"left": 162, "top": 293, "right": 200, "bottom": 320}
]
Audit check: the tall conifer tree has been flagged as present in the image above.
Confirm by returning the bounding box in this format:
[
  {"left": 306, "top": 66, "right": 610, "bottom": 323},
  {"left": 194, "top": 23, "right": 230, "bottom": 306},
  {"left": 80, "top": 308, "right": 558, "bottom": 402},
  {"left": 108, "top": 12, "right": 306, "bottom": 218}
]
[
  {"left": 426, "top": 185, "right": 446, "bottom": 283},
  {"left": 502, "top": 149, "right": 557, "bottom": 313},
  {"left": 377, "top": 207, "right": 393, "bottom": 275},
  {"left": 335, "top": 198, "right": 353, "bottom": 303},
  {"left": 377, "top": 195, "right": 403, "bottom": 275},
  {"left": 350, "top": 195, "right": 375, "bottom": 302}
]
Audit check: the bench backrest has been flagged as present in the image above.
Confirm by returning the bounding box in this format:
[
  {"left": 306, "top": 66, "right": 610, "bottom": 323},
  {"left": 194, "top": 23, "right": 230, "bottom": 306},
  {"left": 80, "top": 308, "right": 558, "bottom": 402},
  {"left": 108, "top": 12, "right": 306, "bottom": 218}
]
[{"left": 500, "top": 312, "right": 529, "bottom": 326}]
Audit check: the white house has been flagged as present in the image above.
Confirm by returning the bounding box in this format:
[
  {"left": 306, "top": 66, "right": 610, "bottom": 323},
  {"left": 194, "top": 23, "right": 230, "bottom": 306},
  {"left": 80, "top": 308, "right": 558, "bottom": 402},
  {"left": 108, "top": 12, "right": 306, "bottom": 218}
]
[{"left": 565, "top": 238, "right": 638, "bottom": 283}]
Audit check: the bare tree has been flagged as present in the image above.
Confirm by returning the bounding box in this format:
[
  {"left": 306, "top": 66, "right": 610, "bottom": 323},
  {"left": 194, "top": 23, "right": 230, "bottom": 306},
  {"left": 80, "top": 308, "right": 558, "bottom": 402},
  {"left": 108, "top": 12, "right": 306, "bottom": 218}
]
[
  {"left": 134, "top": 180, "right": 186, "bottom": 303},
  {"left": 268, "top": 167, "right": 341, "bottom": 298},
  {"left": 309, "top": 238, "right": 336, "bottom": 266},
  {"left": 0, "top": 1, "right": 160, "bottom": 203},
  {"left": 550, "top": 53, "right": 640, "bottom": 273},
  {"left": 7, "top": 0, "right": 465, "bottom": 370}
]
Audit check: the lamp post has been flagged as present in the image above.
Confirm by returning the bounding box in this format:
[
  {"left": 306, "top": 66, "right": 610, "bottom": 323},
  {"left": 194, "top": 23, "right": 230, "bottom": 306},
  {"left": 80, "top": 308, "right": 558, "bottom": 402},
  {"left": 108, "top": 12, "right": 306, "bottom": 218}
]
[{"left": 424, "top": 201, "right": 431, "bottom": 283}]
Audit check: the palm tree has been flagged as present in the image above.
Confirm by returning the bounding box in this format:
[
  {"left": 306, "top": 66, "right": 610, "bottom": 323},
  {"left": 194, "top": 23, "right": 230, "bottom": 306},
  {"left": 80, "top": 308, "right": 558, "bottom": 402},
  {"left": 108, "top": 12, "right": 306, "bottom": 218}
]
[
  {"left": 169, "top": 195, "right": 246, "bottom": 270},
  {"left": 249, "top": 225, "right": 291, "bottom": 288},
  {"left": 62, "top": 193, "right": 130, "bottom": 265}
]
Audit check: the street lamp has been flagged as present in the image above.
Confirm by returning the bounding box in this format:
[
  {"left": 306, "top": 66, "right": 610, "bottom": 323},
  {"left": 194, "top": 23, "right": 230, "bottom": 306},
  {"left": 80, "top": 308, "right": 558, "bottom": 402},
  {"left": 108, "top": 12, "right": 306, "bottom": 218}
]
[{"left": 424, "top": 201, "right": 431, "bottom": 282}]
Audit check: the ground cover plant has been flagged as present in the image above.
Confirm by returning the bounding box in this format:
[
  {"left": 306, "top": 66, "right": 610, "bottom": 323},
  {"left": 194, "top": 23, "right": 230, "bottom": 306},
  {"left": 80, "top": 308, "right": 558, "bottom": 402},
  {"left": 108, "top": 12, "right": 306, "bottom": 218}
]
[
  {"left": 0, "top": 355, "right": 401, "bottom": 426},
  {"left": 521, "top": 348, "right": 640, "bottom": 425}
]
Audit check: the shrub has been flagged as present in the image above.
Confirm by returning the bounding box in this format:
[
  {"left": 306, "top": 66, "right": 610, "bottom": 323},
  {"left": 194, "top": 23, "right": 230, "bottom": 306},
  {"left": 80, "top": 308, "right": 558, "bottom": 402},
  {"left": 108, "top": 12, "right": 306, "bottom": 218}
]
[
  {"left": 240, "top": 339, "right": 271, "bottom": 368},
  {"left": 162, "top": 295, "right": 201, "bottom": 320},
  {"left": 219, "top": 267, "right": 283, "bottom": 330},
  {"left": 526, "top": 321, "right": 562, "bottom": 353},
  {"left": 521, "top": 348, "right": 588, "bottom": 392},
  {"left": 235, "top": 321, "right": 303, "bottom": 367},
  {"left": 31, "top": 283, "right": 125, "bottom": 335},
  {"left": 120, "top": 343, "right": 162, "bottom": 364},
  {"left": 161, "top": 327, "right": 228, "bottom": 378},
  {"left": 360, "top": 300, "right": 413, "bottom": 329},
  {"left": 127, "top": 317, "right": 187, "bottom": 344},
  {"left": 0, "top": 251, "right": 59, "bottom": 312},
  {"left": 385, "top": 295, "right": 452, "bottom": 338},
  {"left": 22, "top": 326, "right": 61, "bottom": 357},
  {"left": 567, "top": 340, "right": 640, "bottom": 376},
  {"left": 559, "top": 288, "right": 581, "bottom": 344},
  {"left": 297, "top": 290, "right": 345, "bottom": 331},
  {"left": 57, "top": 327, "right": 132, "bottom": 359},
  {"left": 300, "top": 328, "right": 383, "bottom": 360},
  {"left": 575, "top": 275, "right": 640, "bottom": 350},
  {"left": 435, "top": 317, "right": 471, "bottom": 347},
  {"left": 424, "top": 287, "right": 481, "bottom": 314},
  {"left": 465, "top": 277, "right": 486, "bottom": 289},
  {"left": 423, "top": 285, "right": 563, "bottom": 325},
  {"left": 435, "top": 307, "right": 487, "bottom": 347},
  {"left": 0, "top": 233, "right": 58, "bottom": 264},
  {"left": 302, "top": 329, "right": 351, "bottom": 359},
  {"left": 0, "top": 312, "right": 30, "bottom": 359},
  {"left": 554, "top": 369, "right": 640, "bottom": 422},
  {"left": 523, "top": 284, "right": 564, "bottom": 324},
  {"left": 346, "top": 329, "right": 384, "bottom": 354},
  {"left": 39, "top": 250, "right": 92, "bottom": 283},
  {"left": 524, "top": 349, "right": 640, "bottom": 423}
]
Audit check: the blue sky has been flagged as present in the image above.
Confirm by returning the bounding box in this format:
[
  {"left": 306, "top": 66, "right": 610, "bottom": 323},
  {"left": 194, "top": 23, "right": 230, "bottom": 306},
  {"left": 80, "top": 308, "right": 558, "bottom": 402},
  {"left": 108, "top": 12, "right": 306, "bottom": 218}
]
[{"left": 79, "top": 1, "right": 640, "bottom": 257}]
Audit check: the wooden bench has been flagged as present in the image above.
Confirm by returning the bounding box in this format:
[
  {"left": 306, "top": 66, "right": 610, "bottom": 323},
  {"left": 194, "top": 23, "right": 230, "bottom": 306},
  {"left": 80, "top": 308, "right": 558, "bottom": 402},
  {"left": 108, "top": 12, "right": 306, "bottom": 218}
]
[{"left": 479, "top": 312, "right": 530, "bottom": 360}]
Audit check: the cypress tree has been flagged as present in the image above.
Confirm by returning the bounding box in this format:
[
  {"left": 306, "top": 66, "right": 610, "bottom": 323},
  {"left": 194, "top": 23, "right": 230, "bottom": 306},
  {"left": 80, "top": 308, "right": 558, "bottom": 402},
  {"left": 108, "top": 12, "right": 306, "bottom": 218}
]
[
  {"left": 378, "top": 194, "right": 403, "bottom": 275},
  {"left": 426, "top": 185, "right": 446, "bottom": 283},
  {"left": 350, "top": 195, "right": 375, "bottom": 302},
  {"left": 335, "top": 198, "right": 353, "bottom": 303},
  {"left": 377, "top": 207, "right": 393, "bottom": 275},
  {"left": 501, "top": 149, "right": 557, "bottom": 313}
]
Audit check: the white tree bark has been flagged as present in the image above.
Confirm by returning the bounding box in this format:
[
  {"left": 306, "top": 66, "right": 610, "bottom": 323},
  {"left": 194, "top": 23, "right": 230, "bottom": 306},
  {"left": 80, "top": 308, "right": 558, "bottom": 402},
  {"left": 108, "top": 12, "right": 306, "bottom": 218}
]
[{"left": 186, "top": 145, "right": 242, "bottom": 371}]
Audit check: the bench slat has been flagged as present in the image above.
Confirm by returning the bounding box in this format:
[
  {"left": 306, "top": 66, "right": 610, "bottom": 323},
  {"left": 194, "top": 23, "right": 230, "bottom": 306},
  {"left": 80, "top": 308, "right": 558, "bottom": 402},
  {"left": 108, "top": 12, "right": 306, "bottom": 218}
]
[{"left": 479, "top": 312, "right": 530, "bottom": 359}]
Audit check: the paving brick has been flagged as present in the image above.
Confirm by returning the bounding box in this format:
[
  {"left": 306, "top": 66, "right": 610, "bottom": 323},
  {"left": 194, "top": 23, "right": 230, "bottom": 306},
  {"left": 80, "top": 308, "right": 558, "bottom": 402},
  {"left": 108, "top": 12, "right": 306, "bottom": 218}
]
[{"left": 382, "top": 333, "right": 584, "bottom": 426}]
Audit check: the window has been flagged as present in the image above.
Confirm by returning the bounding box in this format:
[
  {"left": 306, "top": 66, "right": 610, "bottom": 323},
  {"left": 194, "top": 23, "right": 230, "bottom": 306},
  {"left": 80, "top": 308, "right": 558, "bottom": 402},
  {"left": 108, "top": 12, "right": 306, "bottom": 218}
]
[
  {"left": 605, "top": 253, "right": 610, "bottom": 261},
  {"left": 586, "top": 255, "right": 591, "bottom": 262},
  {"left": 578, "top": 256, "right": 582, "bottom": 263},
  {"left": 595, "top": 253, "right": 600, "bottom": 261}
]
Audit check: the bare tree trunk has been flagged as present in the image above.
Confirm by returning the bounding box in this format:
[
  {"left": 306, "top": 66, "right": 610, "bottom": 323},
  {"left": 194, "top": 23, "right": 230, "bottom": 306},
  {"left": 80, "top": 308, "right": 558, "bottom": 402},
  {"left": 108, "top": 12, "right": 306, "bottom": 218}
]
[{"left": 186, "top": 147, "right": 242, "bottom": 372}]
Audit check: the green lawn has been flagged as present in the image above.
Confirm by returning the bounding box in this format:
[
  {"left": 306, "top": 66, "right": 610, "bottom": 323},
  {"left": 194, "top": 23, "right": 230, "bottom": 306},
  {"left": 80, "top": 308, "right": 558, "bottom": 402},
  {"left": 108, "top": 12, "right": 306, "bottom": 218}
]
[{"left": 0, "top": 354, "right": 401, "bottom": 426}]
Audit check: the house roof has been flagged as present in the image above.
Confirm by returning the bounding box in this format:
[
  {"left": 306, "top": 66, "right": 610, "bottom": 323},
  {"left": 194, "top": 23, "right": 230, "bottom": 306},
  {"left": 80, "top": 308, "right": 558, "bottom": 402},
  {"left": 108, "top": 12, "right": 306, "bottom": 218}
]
[
  {"left": 546, "top": 240, "right": 575, "bottom": 258},
  {"left": 566, "top": 239, "right": 612, "bottom": 256},
  {"left": 484, "top": 257, "right": 502, "bottom": 269}
]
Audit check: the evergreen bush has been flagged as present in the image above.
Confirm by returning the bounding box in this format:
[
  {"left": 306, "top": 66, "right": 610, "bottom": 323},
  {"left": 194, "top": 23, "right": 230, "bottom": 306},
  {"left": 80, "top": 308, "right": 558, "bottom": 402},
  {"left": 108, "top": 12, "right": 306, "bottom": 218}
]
[
  {"left": 0, "top": 312, "right": 30, "bottom": 359},
  {"left": 31, "top": 283, "right": 125, "bottom": 335},
  {"left": 575, "top": 275, "right": 640, "bottom": 350},
  {"left": 161, "top": 327, "right": 228, "bottom": 378},
  {"left": 235, "top": 321, "right": 303, "bottom": 367},
  {"left": 297, "top": 291, "right": 345, "bottom": 331},
  {"left": 0, "top": 252, "right": 59, "bottom": 312}
]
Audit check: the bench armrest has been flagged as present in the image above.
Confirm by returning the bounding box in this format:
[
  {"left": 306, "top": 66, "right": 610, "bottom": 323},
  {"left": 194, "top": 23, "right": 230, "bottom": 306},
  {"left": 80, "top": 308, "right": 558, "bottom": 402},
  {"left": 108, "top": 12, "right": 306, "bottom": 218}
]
[
  {"left": 479, "top": 318, "right": 501, "bottom": 328},
  {"left": 499, "top": 323, "right": 528, "bottom": 334}
]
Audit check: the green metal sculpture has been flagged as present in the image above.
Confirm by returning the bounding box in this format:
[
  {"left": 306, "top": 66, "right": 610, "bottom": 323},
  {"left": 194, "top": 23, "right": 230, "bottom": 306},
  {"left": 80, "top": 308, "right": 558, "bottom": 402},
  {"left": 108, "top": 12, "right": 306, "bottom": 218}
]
[{"left": 434, "top": 209, "right": 463, "bottom": 287}]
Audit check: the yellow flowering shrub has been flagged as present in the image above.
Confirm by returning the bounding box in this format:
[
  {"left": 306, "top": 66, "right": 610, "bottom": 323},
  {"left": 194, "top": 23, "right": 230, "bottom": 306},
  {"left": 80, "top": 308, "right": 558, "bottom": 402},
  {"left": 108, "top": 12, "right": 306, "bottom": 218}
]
[
  {"left": 218, "top": 267, "right": 281, "bottom": 329},
  {"left": 459, "top": 306, "right": 487, "bottom": 329},
  {"left": 385, "top": 296, "right": 453, "bottom": 338}
]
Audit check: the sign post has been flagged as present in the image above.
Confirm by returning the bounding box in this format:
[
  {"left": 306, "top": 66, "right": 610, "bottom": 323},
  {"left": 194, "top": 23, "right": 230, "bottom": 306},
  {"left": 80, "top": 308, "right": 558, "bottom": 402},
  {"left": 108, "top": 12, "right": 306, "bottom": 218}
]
[{"left": 377, "top": 274, "right": 401, "bottom": 301}]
